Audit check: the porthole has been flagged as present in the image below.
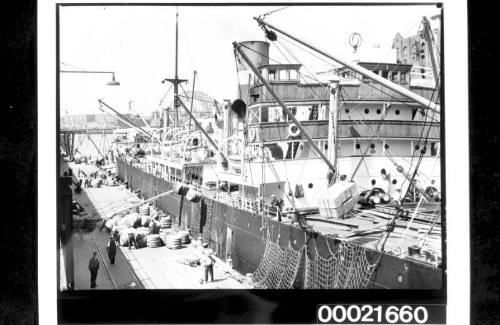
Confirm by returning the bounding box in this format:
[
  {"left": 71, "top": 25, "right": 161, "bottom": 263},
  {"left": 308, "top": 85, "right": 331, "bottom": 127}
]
[
  {"left": 376, "top": 109, "right": 382, "bottom": 114},
  {"left": 370, "top": 143, "right": 375, "bottom": 149},
  {"left": 371, "top": 179, "right": 376, "bottom": 185},
  {"left": 392, "top": 179, "right": 398, "bottom": 185},
  {"left": 355, "top": 143, "right": 361, "bottom": 149},
  {"left": 415, "top": 144, "right": 420, "bottom": 150},
  {"left": 384, "top": 144, "right": 390, "bottom": 149},
  {"left": 364, "top": 108, "right": 370, "bottom": 114},
  {"left": 395, "top": 109, "right": 401, "bottom": 115},
  {"left": 308, "top": 183, "right": 313, "bottom": 189},
  {"left": 345, "top": 108, "right": 350, "bottom": 114},
  {"left": 324, "top": 144, "right": 328, "bottom": 150}
]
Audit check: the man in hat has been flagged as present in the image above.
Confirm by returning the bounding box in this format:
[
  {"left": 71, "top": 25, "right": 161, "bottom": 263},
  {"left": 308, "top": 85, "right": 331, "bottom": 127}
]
[
  {"left": 200, "top": 243, "right": 215, "bottom": 284},
  {"left": 88, "top": 252, "right": 100, "bottom": 288},
  {"left": 106, "top": 236, "right": 117, "bottom": 265}
]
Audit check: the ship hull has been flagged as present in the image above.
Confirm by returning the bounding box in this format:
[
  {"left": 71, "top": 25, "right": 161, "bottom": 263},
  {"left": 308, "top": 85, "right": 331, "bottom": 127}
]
[{"left": 117, "top": 159, "right": 442, "bottom": 289}]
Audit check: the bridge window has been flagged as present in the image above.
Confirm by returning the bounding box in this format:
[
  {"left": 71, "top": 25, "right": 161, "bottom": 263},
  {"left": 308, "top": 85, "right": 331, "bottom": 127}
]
[
  {"left": 289, "top": 69, "right": 298, "bottom": 80},
  {"left": 268, "top": 69, "right": 276, "bottom": 81},
  {"left": 279, "top": 69, "right": 287, "bottom": 80}
]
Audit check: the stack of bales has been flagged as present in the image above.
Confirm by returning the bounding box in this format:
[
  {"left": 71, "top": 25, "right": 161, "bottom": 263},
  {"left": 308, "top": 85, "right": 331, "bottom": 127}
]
[
  {"left": 165, "top": 233, "right": 182, "bottom": 249},
  {"left": 147, "top": 234, "right": 162, "bottom": 248}
]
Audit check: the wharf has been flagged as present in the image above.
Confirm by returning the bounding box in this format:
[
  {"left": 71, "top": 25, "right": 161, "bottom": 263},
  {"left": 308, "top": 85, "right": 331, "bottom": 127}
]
[{"left": 65, "top": 161, "right": 249, "bottom": 289}]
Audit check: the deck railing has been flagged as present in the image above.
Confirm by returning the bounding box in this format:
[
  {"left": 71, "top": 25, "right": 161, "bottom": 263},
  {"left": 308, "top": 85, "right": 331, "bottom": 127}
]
[{"left": 124, "top": 157, "right": 276, "bottom": 217}]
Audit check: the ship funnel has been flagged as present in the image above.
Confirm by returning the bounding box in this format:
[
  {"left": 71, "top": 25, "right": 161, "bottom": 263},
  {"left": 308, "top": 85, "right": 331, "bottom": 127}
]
[
  {"left": 235, "top": 41, "right": 269, "bottom": 102},
  {"left": 237, "top": 41, "right": 270, "bottom": 70}
]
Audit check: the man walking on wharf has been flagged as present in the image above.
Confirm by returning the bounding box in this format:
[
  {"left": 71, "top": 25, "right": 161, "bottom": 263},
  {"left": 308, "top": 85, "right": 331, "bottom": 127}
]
[{"left": 88, "top": 252, "right": 100, "bottom": 288}]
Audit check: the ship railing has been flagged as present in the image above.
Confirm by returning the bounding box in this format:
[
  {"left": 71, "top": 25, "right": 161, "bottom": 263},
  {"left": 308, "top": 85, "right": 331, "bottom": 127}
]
[{"left": 129, "top": 159, "right": 276, "bottom": 215}]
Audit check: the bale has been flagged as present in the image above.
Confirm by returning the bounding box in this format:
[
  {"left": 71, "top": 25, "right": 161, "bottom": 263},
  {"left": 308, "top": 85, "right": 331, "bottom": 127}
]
[
  {"left": 141, "top": 215, "right": 151, "bottom": 227},
  {"left": 139, "top": 205, "right": 150, "bottom": 216},
  {"left": 185, "top": 189, "right": 202, "bottom": 203}
]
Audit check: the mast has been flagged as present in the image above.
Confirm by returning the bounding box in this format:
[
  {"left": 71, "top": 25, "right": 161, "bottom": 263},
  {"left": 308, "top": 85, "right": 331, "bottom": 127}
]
[
  {"left": 233, "top": 41, "right": 337, "bottom": 175},
  {"left": 162, "top": 8, "right": 187, "bottom": 129},
  {"left": 174, "top": 9, "right": 179, "bottom": 127},
  {"left": 254, "top": 17, "right": 440, "bottom": 114}
]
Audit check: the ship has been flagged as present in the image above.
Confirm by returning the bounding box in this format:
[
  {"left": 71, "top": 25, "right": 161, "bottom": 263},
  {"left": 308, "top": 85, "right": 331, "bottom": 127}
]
[{"left": 108, "top": 12, "right": 443, "bottom": 289}]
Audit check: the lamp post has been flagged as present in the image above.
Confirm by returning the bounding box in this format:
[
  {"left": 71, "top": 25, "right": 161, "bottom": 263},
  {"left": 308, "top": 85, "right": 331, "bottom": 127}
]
[{"left": 60, "top": 70, "right": 121, "bottom": 86}]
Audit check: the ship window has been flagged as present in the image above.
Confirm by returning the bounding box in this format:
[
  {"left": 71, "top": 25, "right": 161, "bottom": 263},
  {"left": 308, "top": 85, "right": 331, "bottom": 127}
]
[
  {"left": 279, "top": 69, "right": 287, "bottom": 80},
  {"left": 382, "top": 70, "right": 389, "bottom": 79},
  {"left": 376, "top": 109, "right": 381, "bottom": 114},
  {"left": 371, "top": 179, "right": 376, "bottom": 185},
  {"left": 345, "top": 108, "right": 350, "bottom": 114},
  {"left": 192, "top": 138, "right": 199, "bottom": 146},
  {"left": 364, "top": 108, "right": 370, "bottom": 114},
  {"left": 308, "top": 183, "right": 313, "bottom": 189},
  {"left": 395, "top": 109, "right": 401, "bottom": 115},
  {"left": 415, "top": 144, "right": 420, "bottom": 150},
  {"left": 384, "top": 143, "right": 390, "bottom": 149},
  {"left": 324, "top": 144, "right": 328, "bottom": 150},
  {"left": 420, "top": 146, "right": 427, "bottom": 154},
  {"left": 370, "top": 143, "right": 375, "bottom": 149},
  {"left": 268, "top": 69, "right": 276, "bottom": 81},
  {"left": 260, "top": 106, "right": 269, "bottom": 122},
  {"left": 392, "top": 179, "right": 398, "bottom": 185},
  {"left": 355, "top": 143, "right": 361, "bottom": 149},
  {"left": 289, "top": 69, "right": 298, "bottom": 80},
  {"left": 400, "top": 72, "right": 407, "bottom": 83}
]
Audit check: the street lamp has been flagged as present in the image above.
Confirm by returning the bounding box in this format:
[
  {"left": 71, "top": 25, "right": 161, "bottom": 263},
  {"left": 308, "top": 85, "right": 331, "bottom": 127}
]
[{"left": 60, "top": 70, "right": 121, "bottom": 86}]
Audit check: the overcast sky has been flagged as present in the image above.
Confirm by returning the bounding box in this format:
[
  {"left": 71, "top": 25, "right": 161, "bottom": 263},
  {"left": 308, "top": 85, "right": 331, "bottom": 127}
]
[{"left": 59, "top": 4, "right": 440, "bottom": 115}]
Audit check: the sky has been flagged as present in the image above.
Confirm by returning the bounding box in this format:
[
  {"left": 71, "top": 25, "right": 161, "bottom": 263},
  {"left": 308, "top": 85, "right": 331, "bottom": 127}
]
[{"left": 59, "top": 4, "right": 441, "bottom": 116}]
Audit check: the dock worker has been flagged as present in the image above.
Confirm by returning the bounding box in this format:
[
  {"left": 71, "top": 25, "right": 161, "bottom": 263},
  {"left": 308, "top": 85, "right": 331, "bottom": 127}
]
[
  {"left": 128, "top": 232, "right": 138, "bottom": 250},
  {"left": 200, "top": 243, "right": 215, "bottom": 284},
  {"left": 88, "top": 252, "right": 100, "bottom": 288},
  {"left": 106, "top": 236, "right": 117, "bottom": 265}
]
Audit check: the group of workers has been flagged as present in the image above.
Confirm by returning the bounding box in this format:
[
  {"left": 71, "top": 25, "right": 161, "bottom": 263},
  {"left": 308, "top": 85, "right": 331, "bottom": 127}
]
[{"left": 87, "top": 238, "right": 216, "bottom": 288}]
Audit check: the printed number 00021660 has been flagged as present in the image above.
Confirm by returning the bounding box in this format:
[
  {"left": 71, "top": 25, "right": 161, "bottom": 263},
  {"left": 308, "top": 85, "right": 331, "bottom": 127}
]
[{"left": 317, "top": 305, "right": 430, "bottom": 324}]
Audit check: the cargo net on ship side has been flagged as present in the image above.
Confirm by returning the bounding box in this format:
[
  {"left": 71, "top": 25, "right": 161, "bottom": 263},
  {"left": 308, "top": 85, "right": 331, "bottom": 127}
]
[{"left": 252, "top": 231, "right": 379, "bottom": 289}]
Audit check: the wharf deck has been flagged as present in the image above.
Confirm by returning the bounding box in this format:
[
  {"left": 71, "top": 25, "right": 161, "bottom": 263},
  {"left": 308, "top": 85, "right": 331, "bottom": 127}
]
[{"left": 67, "top": 162, "right": 249, "bottom": 289}]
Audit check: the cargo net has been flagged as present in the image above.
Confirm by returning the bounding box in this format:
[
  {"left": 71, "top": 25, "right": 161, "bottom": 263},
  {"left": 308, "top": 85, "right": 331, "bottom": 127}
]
[
  {"left": 304, "top": 240, "right": 378, "bottom": 289},
  {"left": 252, "top": 232, "right": 305, "bottom": 289},
  {"left": 189, "top": 200, "right": 202, "bottom": 238},
  {"left": 201, "top": 199, "right": 214, "bottom": 242},
  {"left": 252, "top": 231, "right": 378, "bottom": 289}
]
